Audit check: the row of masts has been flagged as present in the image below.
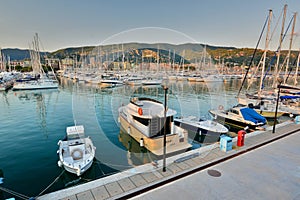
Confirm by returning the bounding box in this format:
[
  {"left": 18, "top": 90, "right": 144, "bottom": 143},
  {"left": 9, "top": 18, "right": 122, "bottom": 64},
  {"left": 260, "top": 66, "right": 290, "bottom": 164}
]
[{"left": 240, "top": 4, "right": 300, "bottom": 98}]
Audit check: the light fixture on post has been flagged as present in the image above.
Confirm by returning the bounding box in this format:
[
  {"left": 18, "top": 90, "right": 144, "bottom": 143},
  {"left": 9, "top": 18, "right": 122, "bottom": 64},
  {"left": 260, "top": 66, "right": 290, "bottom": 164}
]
[
  {"left": 272, "top": 76, "right": 283, "bottom": 133},
  {"left": 161, "top": 79, "right": 169, "bottom": 172}
]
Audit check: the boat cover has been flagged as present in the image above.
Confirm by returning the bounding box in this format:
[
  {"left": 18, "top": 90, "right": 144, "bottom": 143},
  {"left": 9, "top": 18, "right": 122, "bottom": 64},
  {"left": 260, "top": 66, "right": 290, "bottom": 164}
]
[
  {"left": 280, "top": 95, "right": 300, "bottom": 100},
  {"left": 240, "top": 108, "right": 266, "bottom": 124}
]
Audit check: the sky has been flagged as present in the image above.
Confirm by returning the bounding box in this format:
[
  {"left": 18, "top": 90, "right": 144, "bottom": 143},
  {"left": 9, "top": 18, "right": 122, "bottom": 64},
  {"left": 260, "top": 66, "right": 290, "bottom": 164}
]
[{"left": 0, "top": 0, "right": 300, "bottom": 52}]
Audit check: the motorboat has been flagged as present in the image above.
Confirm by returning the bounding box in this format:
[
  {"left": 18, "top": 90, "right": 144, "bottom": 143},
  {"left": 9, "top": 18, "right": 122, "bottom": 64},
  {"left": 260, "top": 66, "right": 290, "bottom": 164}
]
[
  {"left": 209, "top": 105, "right": 267, "bottom": 132},
  {"left": 141, "top": 78, "right": 162, "bottom": 86},
  {"left": 118, "top": 97, "right": 192, "bottom": 156},
  {"left": 57, "top": 125, "right": 96, "bottom": 176},
  {"left": 174, "top": 116, "right": 229, "bottom": 137},
  {"left": 99, "top": 78, "right": 123, "bottom": 88}
]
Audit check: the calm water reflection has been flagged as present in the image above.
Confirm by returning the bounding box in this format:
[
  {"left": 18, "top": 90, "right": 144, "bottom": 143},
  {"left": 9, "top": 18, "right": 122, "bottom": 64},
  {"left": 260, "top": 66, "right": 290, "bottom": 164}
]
[{"left": 0, "top": 77, "right": 257, "bottom": 199}]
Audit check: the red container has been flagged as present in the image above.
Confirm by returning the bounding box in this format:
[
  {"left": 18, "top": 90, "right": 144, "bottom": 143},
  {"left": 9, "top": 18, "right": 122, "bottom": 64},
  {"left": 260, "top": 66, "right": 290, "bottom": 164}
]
[{"left": 237, "top": 130, "right": 246, "bottom": 147}]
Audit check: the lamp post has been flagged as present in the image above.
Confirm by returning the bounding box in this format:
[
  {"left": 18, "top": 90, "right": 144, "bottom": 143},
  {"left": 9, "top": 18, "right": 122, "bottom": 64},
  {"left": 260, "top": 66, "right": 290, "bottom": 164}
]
[
  {"left": 161, "top": 80, "right": 169, "bottom": 172},
  {"left": 272, "top": 77, "right": 283, "bottom": 133}
]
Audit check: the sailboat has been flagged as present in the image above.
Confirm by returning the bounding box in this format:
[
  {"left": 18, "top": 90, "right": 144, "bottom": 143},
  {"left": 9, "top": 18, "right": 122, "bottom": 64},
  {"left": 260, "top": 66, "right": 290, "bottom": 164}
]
[
  {"left": 237, "top": 9, "right": 293, "bottom": 117},
  {"left": 13, "top": 33, "right": 59, "bottom": 90}
]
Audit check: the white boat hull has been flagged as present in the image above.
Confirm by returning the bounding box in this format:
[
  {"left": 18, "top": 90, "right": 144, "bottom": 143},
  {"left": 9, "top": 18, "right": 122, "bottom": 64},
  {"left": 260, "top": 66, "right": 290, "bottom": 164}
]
[
  {"left": 119, "top": 113, "right": 191, "bottom": 156},
  {"left": 13, "top": 80, "right": 58, "bottom": 90}
]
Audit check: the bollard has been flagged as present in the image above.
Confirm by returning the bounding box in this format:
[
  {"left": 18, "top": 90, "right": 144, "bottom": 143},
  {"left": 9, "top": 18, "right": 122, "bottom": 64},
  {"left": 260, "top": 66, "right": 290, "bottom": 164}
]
[{"left": 237, "top": 130, "right": 246, "bottom": 147}]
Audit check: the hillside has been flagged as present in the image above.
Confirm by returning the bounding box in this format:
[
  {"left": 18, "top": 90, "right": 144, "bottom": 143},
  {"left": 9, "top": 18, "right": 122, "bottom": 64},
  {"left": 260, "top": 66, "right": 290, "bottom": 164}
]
[{"left": 1, "top": 43, "right": 299, "bottom": 68}]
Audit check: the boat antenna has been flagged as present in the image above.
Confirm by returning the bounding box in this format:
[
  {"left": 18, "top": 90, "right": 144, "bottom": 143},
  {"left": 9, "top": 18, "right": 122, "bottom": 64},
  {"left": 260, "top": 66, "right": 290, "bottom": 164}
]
[{"left": 236, "top": 13, "right": 269, "bottom": 97}]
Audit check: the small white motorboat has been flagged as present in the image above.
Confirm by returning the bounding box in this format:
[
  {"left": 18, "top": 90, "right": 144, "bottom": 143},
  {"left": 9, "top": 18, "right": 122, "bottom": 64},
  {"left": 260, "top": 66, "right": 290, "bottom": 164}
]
[{"left": 57, "top": 125, "right": 96, "bottom": 176}]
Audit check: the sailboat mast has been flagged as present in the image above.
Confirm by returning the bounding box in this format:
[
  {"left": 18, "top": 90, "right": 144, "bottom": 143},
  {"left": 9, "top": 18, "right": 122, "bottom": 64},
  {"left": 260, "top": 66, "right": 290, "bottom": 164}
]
[
  {"left": 273, "top": 4, "right": 287, "bottom": 88},
  {"left": 284, "top": 12, "right": 297, "bottom": 84},
  {"left": 294, "top": 49, "right": 300, "bottom": 85},
  {"left": 259, "top": 9, "right": 272, "bottom": 97}
]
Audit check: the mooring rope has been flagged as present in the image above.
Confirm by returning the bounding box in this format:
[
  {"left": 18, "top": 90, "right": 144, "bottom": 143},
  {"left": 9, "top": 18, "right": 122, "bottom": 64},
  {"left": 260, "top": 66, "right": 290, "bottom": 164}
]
[
  {"left": 0, "top": 186, "right": 30, "bottom": 200},
  {"left": 35, "top": 169, "right": 65, "bottom": 198}
]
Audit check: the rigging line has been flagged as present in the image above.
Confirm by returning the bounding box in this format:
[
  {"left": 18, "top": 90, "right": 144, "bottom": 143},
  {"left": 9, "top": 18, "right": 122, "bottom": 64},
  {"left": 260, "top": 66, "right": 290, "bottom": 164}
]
[
  {"left": 285, "top": 57, "right": 297, "bottom": 82},
  {"left": 236, "top": 14, "right": 269, "bottom": 97},
  {"left": 35, "top": 169, "right": 65, "bottom": 198},
  {"left": 262, "top": 15, "right": 294, "bottom": 89},
  {"left": 0, "top": 186, "right": 30, "bottom": 200}
]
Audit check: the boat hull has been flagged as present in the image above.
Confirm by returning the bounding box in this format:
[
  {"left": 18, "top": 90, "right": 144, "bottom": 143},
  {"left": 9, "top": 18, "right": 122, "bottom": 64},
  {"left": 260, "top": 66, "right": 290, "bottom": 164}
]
[
  {"left": 119, "top": 115, "right": 191, "bottom": 156},
  {"left": 209, "top": 110, "right": 265, "bottom": 132},
  {"left": 13, "top": 81, "right": 58, "bottom": 90},
  {"left": 58, "top": 137, "right": 95, "bottom": 176}
]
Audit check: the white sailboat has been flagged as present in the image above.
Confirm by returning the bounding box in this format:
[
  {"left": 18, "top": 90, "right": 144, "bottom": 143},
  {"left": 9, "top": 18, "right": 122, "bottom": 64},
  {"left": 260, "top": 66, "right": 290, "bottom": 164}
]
[{"left": 13, "top": 33, "right": 59, "bottom": 90}]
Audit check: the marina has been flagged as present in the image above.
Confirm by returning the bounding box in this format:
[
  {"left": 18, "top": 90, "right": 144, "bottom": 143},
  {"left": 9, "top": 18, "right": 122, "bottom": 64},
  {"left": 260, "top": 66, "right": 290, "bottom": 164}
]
[
  {"left": 38, "top": 118, "right": 300, "bottom": 200},
  {"left": 0, "top": 76, "right": 296, "bottom": 199},
  {"left": 1, "top": 1, "right": 300, "bottom": 199}
]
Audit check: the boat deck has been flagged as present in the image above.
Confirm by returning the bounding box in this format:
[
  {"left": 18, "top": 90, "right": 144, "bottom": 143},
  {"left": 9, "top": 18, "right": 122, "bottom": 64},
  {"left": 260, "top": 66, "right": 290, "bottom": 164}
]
[{"left": 38, "top": 120, "right": 300, "bottom": 200}]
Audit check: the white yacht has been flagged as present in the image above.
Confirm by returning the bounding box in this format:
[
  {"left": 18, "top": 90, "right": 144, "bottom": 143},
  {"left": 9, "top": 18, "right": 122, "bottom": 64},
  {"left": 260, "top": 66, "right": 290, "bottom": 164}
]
[
  {"left": 57, "top": 125, "right": 96, "bottom": 176},
  {"left": 118, "top": 97, "right": 192, "bottom": 156},
  {"left": 174, "top": 116, "right": 228, "bottom": 137}
]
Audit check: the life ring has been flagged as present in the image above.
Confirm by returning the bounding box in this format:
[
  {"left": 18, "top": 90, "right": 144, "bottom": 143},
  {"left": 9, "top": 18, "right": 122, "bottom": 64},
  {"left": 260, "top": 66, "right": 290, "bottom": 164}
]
[
  {"left": 71, "top": 148, "right": 83, "bottom": 160},
  {"left": 138, "top": 107, "right": 143, "bottom": 115},
  {"left": 218, "top": 105, "right": 224, "bottom": 110}
]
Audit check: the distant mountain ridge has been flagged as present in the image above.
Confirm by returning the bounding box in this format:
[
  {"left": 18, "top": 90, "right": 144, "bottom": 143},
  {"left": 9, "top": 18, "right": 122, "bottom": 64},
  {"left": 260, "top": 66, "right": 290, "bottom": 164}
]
[
  {"left": 1, "top": 48, "right": 49, "bottom": 61},
  {"left": 1, "top": 43, "right": 235, "bottom": 61},
  {"left": 4, "top": 43, "right": 297, "bottom": 67}
]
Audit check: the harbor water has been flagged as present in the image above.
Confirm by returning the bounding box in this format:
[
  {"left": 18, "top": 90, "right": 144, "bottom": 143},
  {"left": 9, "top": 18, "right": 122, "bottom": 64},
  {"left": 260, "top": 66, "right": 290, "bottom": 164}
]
[{"left": 0, "top": 78, "right": 273, "bottom": 199}]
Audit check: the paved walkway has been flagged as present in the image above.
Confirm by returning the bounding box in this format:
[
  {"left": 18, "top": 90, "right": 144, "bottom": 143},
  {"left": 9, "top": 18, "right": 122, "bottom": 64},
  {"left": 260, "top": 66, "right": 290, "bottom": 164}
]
[
  {"left": 131, "top": 126, "right": 300, "bottom": 200},
  {"left": 38, "top": 121, "right": 300, "bottom": 200}
]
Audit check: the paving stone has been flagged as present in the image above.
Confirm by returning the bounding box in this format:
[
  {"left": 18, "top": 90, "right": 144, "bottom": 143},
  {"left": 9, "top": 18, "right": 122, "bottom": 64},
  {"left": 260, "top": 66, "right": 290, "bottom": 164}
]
[
  {"left": 141, "top": 172, "right": 160, "bottom": 183},
  {"left": 118, "top": 177, "right": 136, "bottom": 192},
  {"left": 183, "top": 158, "right": 198, "bottom": 167},
  {"left": 167, "top": 163, "right": 182, "bottom": 174},
  {"left": 60, "top": 195, "right": 77, "bottom": 200},
  {"left": 91, "top": 186, "right": 110, "bottom": 200},
  {"left": 191, "top": 157, "right": 206, "bottom": 165},
  {"left": 105, "top": 182, "right": 123, "bottom": 197},
  {"left": 76, "top": 191, "right": 94, "bottom": 200},
  {"left": 175, "top": 161, "right": 190, "bottom": 170},
  {"left": 156, "top": 168, "right": 173, "bottom": 177},
  {"left": 129, "top": 174, "right": 148, "bottom": 187}
]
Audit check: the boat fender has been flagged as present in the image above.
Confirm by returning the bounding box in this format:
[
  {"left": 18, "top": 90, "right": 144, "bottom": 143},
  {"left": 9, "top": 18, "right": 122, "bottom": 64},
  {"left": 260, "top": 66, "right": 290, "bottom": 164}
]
[
  {"left": 57, "top": 160, "right": 62, "bottom": 167},
  {"left": 57, "top": 140, "right": 62, "bottom": 145},
  {"left": 138, "top": 107, "right": 143, "bottom": 115},
  {"left": 218, "top": 105, "right": 224, "bottom": 110},
  {"left": 140, "top": 138, "right": 144, "bottom": 147},
  {"left": 128, "top": 127, "right": 131, "bottom": 135}
]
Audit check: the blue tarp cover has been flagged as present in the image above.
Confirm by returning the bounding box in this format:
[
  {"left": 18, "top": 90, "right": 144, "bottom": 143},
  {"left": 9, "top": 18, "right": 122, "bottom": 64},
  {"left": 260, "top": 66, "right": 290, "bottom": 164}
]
[
  {"left": 240, "top": 108, "right": 266, "bottom": 124},
  {"left": 280, "top": 95, "right": 300, "bottom": 100}
]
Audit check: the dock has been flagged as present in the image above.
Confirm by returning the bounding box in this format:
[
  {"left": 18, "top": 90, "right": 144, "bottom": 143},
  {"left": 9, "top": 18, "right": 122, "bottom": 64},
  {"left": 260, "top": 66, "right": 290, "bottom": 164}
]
[{"left": 38, "top": 120, "right": 300, "bottom": 200}]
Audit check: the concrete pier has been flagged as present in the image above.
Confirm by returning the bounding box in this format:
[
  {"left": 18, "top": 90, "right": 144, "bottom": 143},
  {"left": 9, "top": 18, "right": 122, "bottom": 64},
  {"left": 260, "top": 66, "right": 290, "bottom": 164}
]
[{"left": 38, "top": 121, "right": 300, "bottom": 200}]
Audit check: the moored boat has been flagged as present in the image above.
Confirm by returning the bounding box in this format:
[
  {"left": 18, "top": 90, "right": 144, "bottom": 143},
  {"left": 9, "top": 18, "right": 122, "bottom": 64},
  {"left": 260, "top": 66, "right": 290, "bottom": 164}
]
[
  {"left": 118, "top": 97, "right": 192, "bottom": 156},
  {"left": 57, "top": 125, "right": 96, "bottom": 176},
  {"left": 174, "top": 116, "right": 229, "bottom": 138},
  {"left": 209, "top": 105, "right": 267, "bottom": 132}
]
